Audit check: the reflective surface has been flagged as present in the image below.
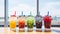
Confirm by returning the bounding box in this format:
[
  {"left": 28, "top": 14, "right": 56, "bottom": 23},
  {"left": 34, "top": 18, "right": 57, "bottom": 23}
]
[{"left": 0, "top": 27, "right": 60, "bottom": 34}]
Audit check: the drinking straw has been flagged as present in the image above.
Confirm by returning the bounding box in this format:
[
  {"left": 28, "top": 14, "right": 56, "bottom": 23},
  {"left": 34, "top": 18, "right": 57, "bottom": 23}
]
[
  {"left": 47, "top": 11, "right": 49, "bottom": 16},
  {"left": 21, "top": 11, "right": 23, "bottom": 16},
  {"left": 30, "top": 11, "right": 32, "bottom": 16},
  {"left": 14, "top": 11, "right": 16, "bottom": 16}
]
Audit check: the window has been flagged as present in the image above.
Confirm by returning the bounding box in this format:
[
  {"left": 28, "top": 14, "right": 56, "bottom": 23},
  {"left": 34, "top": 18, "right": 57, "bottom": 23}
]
[
  {"left": 0, "top": 0, "right": 4, "bottom": 27},
  {"left": 39, "top": 0, "right": 60, "bottom": 25},
  {"left": 8, "top": 0, "right": 37, "bottom": 25},
  {"left": 3, "top": 0, "right": 60, "bottom": 27},
  {"left": 8, "top": 0, "right": 37, "bottom": 16}
]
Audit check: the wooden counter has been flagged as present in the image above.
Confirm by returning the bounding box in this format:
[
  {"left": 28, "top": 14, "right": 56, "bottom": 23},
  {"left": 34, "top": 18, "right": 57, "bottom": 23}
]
[{"left": 0, "top": 27, "right": 60, "bottom": 34}]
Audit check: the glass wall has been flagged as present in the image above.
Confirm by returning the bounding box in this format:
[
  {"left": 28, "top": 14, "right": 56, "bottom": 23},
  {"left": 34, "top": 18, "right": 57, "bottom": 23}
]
[
  {"left": 39, "top": 0, "right": 60, "bottom": 25},
  {"left": 8, "top": 0, "right": 37, "bottom": 25},
  {"left": 0, "top": 0, "right": 4, "bottom": 27},
  {"left": 2, "top": 0, "right": 60, "bottom": 27}
]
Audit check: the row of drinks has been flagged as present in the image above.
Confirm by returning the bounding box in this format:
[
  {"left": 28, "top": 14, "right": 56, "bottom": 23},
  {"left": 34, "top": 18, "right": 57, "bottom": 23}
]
[{"left": 9, "top": 11, "right": 52, "bottom": 32}]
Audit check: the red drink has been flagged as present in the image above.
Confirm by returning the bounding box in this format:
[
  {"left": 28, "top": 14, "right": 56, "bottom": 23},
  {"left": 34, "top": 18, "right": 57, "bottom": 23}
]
[{"left": 44, "top": 16, "right": 52, "bottom": 28}]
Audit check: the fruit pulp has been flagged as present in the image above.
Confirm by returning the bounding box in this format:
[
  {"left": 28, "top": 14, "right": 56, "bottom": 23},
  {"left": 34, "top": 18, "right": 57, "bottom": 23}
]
[
  {"left": 18, "top": 17, "right": 25, "bottom": 28},
  {"left": 9, "top": 20, "right": 16, "bottom": 29},
  {"left": 44, "top": 16, "right": 52, "bottom": 28},
  {"left": 27, "top": 17, "right": 34, "bottom": 28},
  {"left": 35, "top": 16, "right": 42, "bottom": 28}
]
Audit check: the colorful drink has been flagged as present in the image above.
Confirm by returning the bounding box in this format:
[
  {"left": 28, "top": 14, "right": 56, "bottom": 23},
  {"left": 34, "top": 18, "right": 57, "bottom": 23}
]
[
  {"left": 27, "top": 16, "right": 34, "bottom": 32},
  {"left": 35, "top": 15, "right": 42, "bottom": 28},
  {"left": 27, "top": 16, "right": 34, "bottom": 28},
  {"left": 9, "top": 15, "right": 16, "bottom": 29},
  {"left": 18, "top": 11, "right": 26, "bottom": 32},
  {"left": 26, "top": 11, "right": 34, "bottom": 31},
  {"left": 43, "top": 11, "right": 52, "bottom": 29},
  {"left": 18, "top": 16, "right": 25, "bottom": 28},
  {"left": 44, "top": 16, "right": 52, "bottom": 28}
]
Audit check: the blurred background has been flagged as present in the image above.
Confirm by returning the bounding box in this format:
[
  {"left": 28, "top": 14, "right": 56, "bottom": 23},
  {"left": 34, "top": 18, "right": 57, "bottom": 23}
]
[{"left": 0, "top": 0, "right": 60, "bottom": 27}]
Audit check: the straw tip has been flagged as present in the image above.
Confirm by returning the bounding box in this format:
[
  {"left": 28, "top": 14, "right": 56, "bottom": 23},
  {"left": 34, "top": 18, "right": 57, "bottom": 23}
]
[{"left": 14, "top": 11, "right": 16, "bottom": 16}]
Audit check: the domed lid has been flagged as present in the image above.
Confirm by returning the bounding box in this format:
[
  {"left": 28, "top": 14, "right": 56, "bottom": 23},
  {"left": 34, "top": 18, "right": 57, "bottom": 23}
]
[{"left": 11, "top": 11, "right": 16, "bottom": 17}]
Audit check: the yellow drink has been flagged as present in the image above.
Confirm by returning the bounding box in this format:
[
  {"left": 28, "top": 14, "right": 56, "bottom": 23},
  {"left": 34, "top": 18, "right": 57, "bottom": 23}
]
[{"left": 9, "top": 15, "right": 16, "bottom": 29}]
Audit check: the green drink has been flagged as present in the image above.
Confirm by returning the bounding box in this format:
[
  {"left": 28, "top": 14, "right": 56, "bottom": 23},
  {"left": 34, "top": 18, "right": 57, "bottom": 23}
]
[
  {"left": 27, "top": 16, "right": 34, "bottom": 28},
  {"left": 27, "top": 12, "right": 34, "bottom": 32}
]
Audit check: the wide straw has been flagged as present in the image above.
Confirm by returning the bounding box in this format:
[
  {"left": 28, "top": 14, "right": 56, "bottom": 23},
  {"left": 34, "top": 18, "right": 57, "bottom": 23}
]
[
  {"left": 22, "top": 11, "right": 23, "bottom": 16},
  {"left": 14, "top": 11, "right": 16, "bottom": 16},
  {"left": 30, "top": 11, "right": 32, "bottom": 16},
  {"left": 47, "top": 11, "right": 49, "bottom": 16}
]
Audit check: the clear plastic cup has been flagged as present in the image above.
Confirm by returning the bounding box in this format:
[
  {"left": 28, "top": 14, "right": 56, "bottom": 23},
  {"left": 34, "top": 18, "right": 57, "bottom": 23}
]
[
  {"left": 27, "top": 16, "right": 34, "bottom": 32},
  {"left": 9, "top": 15, "right": 16, "bottom": 30}
]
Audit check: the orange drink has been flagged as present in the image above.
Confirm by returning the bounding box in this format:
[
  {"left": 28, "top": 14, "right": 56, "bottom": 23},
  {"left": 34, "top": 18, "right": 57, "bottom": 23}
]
[{"left": 18, "top": 16, "right": 25, "bottom": 28}]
